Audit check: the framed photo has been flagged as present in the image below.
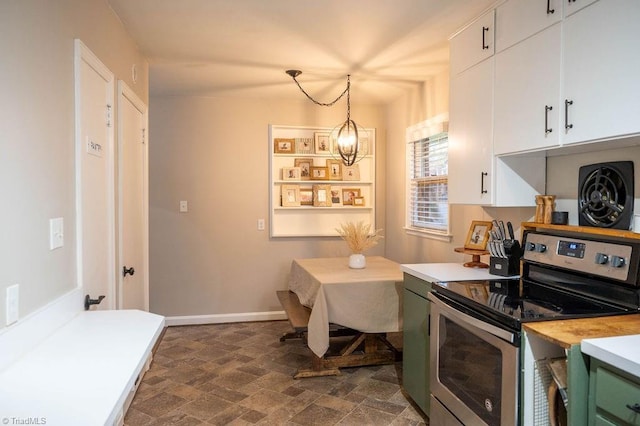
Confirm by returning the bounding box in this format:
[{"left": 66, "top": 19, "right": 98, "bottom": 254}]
[
  {"left": 326, "top": 159, "right": 342, "bottom": 180},
  {"left": 330, "top": 187, "right": 342, "bottom": 205},
  {"left": 282, "top": 166, "right": 301, "bottom": 181},
  {"left": 353, "top": 196, "right": 365, "bottom": 207},
  {"left": 342, "top": 164, "right": 360, "bottom": 181},
  {"left": 310, "top": 166, "right": 329, "bottom": 180},
  {"left": 299, "top": 187, "right": 314, "bottom": 206},
  {"left": 464, "top": 220, "right": 493, "bottom": 250},
  {"left": 358, "top": 135, "right": 370, "bottom": 156},
  {"left": 294, "top": 157, "right": 313, "bottom": 180},
  {"left": 295, "top": 138, "right": 313, "bottom": 154},
  {"left": 281, "top": 184, "right": 301, "bottom": 207},
  {"left": 313, "top": 184, "right": 332, "bottom": 207},
  {"left": 314, "top": 132, "right": 331, "bottom": 154},
  {"left": 342, "top": 188, "right": 361, "bottom": 205},
  {"left": 274, "top": 138, "right": 295, "bottom": 154},
  {"left": 466, "top": 284, "right": 488, "bottom": 302}
]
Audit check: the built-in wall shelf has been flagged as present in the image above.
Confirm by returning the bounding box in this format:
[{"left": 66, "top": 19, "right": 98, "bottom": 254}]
[{"left": 269, "top": 124, "right": 376, "bottom": 238}]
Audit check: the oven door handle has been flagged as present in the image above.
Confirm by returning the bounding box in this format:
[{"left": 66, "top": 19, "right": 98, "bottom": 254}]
[{"left": 428, "top": 292, "right": 517, "bottom": 344}]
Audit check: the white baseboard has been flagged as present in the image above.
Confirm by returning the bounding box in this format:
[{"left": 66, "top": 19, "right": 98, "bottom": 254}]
[
  {"left": 0, "top": 287, "right": 83, "bottom": 372},
  {"left": 165, "top": 310, "right": 287, "bottom": 327}
]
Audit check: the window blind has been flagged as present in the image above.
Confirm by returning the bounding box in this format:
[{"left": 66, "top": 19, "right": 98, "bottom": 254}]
[{"left": 407, "top": 132, "right": 448, "bottom": 231}]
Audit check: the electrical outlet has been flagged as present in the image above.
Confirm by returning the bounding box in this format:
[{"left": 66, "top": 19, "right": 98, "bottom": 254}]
[
  {"left": 257, "top": 219, "right": 265, "bottom": 231},
  {"left": 179, "top": 200, "right": 188, "bottom": 213},
  {"left": 6, "top": 284, "right": 19, "bottom": 326}
]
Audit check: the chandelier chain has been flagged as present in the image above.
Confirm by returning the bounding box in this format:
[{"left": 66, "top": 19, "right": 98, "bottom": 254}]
[{"left": 291, "top": 74, "right": 350, "bottom": 107}]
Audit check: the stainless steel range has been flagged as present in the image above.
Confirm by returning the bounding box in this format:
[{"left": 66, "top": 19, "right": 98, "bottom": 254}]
[{"left": 428, "top": 227, "right": 640, "bottom": 426}]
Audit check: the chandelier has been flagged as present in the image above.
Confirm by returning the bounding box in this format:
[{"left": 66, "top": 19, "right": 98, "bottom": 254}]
[{"left": 286, "top": 70, "right": 364, "bottom": 166}]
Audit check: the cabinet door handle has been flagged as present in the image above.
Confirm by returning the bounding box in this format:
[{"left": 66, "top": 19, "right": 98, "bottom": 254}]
[
  {"left": 545, "top": 105, "right": 553, "bottom": 134},
  {"left": 626, "top": 403, "right": 640, "bottom": 414},
  {"left": 547, "top": 0, "right": 555, "bottom": 14},
  {"left": 481, "top": 172, "right": 488, "bottom": 194},
  {"left": 565, "top": 99, "right": 574, "bottom": 130},
  {"left": 482, "top": 27, "right": 490, "bottom": 50}
]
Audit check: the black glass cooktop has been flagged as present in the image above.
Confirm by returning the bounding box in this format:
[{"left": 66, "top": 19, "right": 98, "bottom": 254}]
[{"left": 432, "top": 278, "right": 632, "bottom": 330}]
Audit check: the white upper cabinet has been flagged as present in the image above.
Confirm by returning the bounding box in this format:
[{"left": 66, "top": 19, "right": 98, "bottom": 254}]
[
  {"left": 448, "top": 58, "right": 495, "bottom": 205},
  {"left": 450, "top": 10, "right": 495, "bottom": 75},
  {"left": 494, "top": 23, "right": 562, "bottom": 155},
  {"left": 562, "top": 0, "right": 640, "bottom": 145},
  {"left": 495, "top": 0, "right": 561, "bottom": 52},
  {"left": 563, "top": 0, "right": 598, "bottom": 17}
]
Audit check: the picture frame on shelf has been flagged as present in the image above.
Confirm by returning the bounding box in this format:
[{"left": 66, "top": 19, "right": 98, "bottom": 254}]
[
  {"left": 281, "top": 184, "right": 301, "bottom": 207},
  {"left": 464, "top": 220, "right": 492, "bottom": 250},
  {"left": 330, "top": 187, "right": 342, "bottom": 205},
  {"left": 310, "top": 166, "right": 329, "bottom": 180},
  {"left": 342, "top": 188, "right": 361, "bottom": 205},
  {"left": 314, "top": 132, "right": 331, "bottom": 154},
  {"left": 274, "top": 138, "right": 295, "bottom": 154},
  {"left": 342, "top": 164, "right": 360, "bottom": 181},
  {"left": 326, "top": 159, "right": 342, "bottom": 180},
  {"left": 312, "top": 184, "right": 332, "bottom": 207},
  {"left": 295, "top": 138, "right": 313, "bottom": 154},
  {"left": 353, "top": 196, "right": 365, "bottom": 207},
  {"left": 294, "top": 157, "right": 313, "bottom": 180},
  {"left": 299, "top": 187, "right": 314, "bottom": 206},
  {"left": 282, "top": 166, "right": 301, "bottom": 181}
]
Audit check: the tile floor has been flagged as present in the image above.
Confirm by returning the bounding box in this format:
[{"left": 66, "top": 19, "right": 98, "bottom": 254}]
[{"left": 124, "top": 321, "right": 428, "bottom": 425}]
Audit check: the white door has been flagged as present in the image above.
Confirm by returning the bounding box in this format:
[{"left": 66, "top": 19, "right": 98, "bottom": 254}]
[
  {"left": 74, "top": 40, "right": 115, "bottom": 310},
  {"left": 117, "top": 81, "right": 148, "bottom": 310}
]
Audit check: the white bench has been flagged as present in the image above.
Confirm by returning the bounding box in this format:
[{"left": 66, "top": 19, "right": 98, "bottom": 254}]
[{"left": 0, "top": 309, "right": 164, "bottom": 426}]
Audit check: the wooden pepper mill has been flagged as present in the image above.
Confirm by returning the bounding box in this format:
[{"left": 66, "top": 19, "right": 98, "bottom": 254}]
[{"left": 542, "top": 195, "right": 556, "bottom": 224}]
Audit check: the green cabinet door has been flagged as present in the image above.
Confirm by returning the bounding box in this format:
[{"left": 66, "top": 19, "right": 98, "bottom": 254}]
[{"left": 402, "top": 273, "right": 431, "bottom": 416}]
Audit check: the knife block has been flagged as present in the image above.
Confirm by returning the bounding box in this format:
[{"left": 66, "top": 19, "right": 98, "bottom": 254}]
[{"left": 489, "top": 255, "right": 520, "bottom": 276}]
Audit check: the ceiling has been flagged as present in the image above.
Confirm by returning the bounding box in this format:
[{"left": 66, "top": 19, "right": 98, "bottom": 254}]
[{"left": 108, "top": 0, "right": 495, "bottom": 104}]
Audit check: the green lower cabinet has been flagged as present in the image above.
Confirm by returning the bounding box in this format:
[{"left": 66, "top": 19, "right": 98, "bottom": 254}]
[
  {"left": 589, "top": 358, "right": 640, "bottom": 426},
  {"left": 402, "top": 273, "right": 430, "bottom": 417}
]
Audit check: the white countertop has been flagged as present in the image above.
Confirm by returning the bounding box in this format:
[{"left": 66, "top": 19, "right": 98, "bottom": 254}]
[
  {"left": 581, "top": 334, "right": 640, "bottom": 378},
  {"left": 400, "top": 262, "right": 516, "bottom": 283}
]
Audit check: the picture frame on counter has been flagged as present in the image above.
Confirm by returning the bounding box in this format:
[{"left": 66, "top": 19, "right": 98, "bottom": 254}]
[
  {"left": 312, "top": 184, "right": 332, "bottom": 207},
  {"left": 464, "top": 220, "right": 492, "bottom": 250},
  {"left": 281, "top": 184, "right": 301, "bottom": 207},
  {"left": 282, "top": 166, "right": 301, "bottom": 181},
  {"left": 274, "top": 138, "right": 295, "bottom": 154}
]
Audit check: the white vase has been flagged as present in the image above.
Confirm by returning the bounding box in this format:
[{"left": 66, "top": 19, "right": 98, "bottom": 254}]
[{"left": 348, "top": 253, "right": 366, "bottom": 269}]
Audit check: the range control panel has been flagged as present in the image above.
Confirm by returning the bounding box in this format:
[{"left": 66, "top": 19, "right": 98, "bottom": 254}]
[{"left": 523, "top": 232, "right": 632, "bottom": 282}]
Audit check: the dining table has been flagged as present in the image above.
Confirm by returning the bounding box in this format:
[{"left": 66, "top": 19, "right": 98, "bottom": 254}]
[{"left": 287, "top": 256, "right": 404, "bottom": 377}]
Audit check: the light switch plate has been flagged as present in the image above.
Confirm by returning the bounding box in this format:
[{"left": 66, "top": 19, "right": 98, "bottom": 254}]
[
  {"left": 179, "top": 200, "right": 188, "bottom": 213},
  {"left": 6, "top": 284, "right": 19, "bottom": 325},
  {"left": 49, "top": 217, "right": 64, "bottom": 250}
]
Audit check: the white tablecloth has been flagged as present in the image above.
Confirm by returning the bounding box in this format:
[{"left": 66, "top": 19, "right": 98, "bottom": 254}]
[{"left": 288, "top": 256, "right": 403, "bottom": 357}]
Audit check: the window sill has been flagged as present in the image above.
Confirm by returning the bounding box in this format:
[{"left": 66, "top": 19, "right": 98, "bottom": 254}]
[{"left": 404, "top": 227, "right": 453, "bottom": 242}]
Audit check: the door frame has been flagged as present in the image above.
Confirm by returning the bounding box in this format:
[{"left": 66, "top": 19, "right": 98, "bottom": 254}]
[
  {"left": 74, "top": 39, "right": 116, "bottom": 309},
  {"left": 117, "top": 81, "right": 149, "bottom": 310}
]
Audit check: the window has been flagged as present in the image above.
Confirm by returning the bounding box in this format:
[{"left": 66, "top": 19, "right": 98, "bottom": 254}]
[{"left": 406, "top": 116, "right": 450, "bottom": 239}]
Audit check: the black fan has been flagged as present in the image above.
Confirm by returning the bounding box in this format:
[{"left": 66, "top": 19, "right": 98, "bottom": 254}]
[{"left": 578, "top": 161, "right": 634, "bottom": 229}]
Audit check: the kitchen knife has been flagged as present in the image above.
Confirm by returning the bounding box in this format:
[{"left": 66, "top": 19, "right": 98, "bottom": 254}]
[
  {"left": 492, "top": 220, "right": 502, "bottom": 240},
  {"left": 498, "top": 221, "right": 507, "bottom": 242},
  {"left": 507, "top": 221, "right": 515, "bottom": 241}
]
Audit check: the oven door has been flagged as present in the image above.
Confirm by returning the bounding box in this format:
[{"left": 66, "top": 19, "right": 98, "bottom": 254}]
[{"left": 429, "top": 292, "right": 519, "bottom": 426}]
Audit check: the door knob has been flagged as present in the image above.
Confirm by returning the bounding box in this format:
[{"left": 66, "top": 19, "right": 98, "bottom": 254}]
[{"left": 123, "top": 266, "right": 135, "bottom": 277}]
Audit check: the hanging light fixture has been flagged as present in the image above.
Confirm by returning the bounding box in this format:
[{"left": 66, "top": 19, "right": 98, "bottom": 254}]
[{"left": 286, "top": 70, "right": 364, "bottom": 166}]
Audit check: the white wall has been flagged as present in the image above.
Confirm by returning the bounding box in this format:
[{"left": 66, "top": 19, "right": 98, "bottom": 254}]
[{"left": 0, "top": 0, "right": 148, "bottom": 330}]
